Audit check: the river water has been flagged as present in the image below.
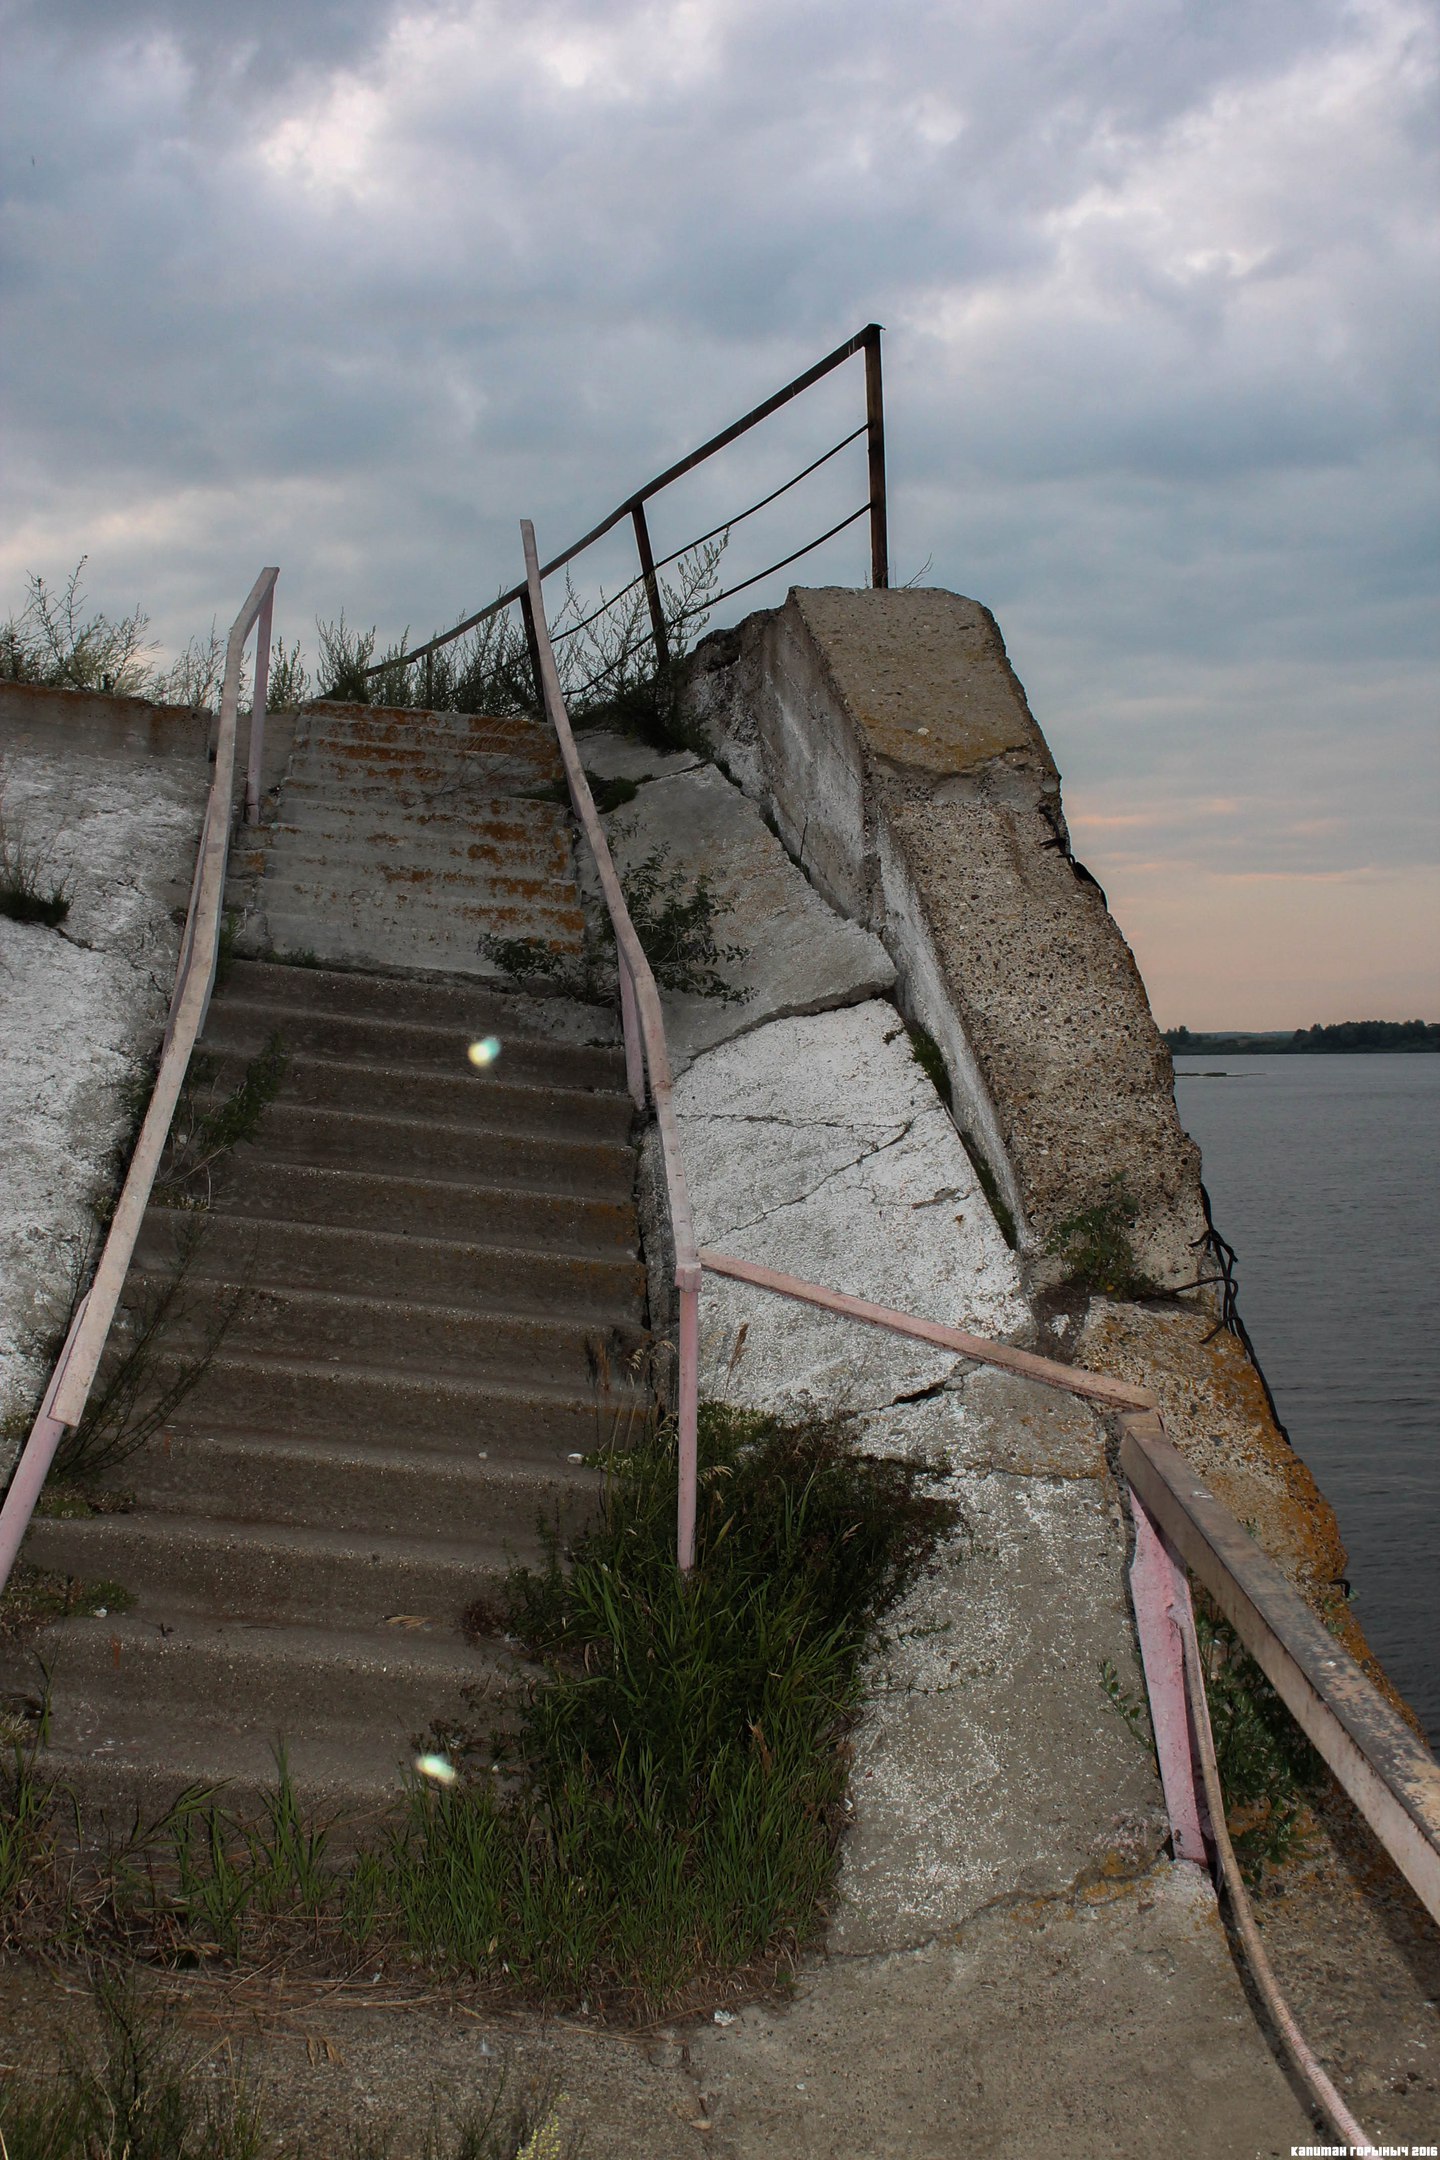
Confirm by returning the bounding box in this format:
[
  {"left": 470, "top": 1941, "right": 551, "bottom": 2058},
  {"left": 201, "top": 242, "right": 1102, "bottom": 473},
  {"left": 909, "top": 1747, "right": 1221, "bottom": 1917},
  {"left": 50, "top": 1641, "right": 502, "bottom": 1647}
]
[{"left": 1173, "top": 1054, "right": 1439, "bottom": 1752}]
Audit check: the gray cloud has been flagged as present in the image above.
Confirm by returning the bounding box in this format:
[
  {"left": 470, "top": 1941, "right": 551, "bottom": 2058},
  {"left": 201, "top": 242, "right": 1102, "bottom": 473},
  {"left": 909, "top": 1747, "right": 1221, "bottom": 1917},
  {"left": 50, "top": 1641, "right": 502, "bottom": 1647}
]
[{"left": 1, "top": 0, "right": 1435, "bottom": 1017}]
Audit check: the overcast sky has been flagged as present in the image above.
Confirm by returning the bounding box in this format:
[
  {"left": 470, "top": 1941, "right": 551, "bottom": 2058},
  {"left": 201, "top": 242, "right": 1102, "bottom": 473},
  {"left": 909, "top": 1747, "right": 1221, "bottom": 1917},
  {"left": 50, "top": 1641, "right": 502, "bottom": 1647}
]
[{"left": 2, "top": 0, "right": 1436, "bottom": 1027}]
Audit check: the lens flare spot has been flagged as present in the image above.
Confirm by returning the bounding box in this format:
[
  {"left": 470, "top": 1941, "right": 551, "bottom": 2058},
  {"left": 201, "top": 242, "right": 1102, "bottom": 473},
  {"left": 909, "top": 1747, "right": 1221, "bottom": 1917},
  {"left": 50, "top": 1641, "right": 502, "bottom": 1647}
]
[
  {"left": 468, "top": 1036, "right": 502, "bottom": 1069},
  {"left": 415, "top": 1753, "right": 458, "bottom": 1785}
]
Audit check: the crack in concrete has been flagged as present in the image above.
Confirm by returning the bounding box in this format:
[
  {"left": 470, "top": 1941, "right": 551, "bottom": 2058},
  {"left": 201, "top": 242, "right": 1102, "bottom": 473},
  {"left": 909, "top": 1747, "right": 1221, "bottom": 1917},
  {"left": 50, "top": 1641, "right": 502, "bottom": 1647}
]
[{"left": 705, "top": 1114, "right": 921, "bottom": 1242}]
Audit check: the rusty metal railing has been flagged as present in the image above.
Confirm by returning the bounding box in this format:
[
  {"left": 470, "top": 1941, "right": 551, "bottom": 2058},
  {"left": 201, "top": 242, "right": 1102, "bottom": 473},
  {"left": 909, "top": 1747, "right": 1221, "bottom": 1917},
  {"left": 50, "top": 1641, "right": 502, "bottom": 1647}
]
[
  {"left": 371, "top": 325, "right": 887, "bottom": 704},
  {"left": 0, "top": 569, "right": 279, "bottom": 1596},
  {"left": 517, "top": 559, "right": 1437, "bottom": 2136}
]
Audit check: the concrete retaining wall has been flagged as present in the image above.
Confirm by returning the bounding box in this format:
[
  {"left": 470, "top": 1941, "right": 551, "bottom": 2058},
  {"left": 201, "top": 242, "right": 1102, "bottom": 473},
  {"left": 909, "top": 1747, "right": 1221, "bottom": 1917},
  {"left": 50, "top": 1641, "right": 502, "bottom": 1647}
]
[{"left": 683, "top": 588, "right": 1209, "bottom": 1291}]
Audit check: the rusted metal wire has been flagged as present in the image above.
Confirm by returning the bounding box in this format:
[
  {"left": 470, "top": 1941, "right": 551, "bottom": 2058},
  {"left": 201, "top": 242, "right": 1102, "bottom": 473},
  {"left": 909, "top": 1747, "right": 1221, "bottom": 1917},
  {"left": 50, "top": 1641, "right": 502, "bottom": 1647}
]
[{"left": 362, "top": 326, "right": 886, "bottom": 679}]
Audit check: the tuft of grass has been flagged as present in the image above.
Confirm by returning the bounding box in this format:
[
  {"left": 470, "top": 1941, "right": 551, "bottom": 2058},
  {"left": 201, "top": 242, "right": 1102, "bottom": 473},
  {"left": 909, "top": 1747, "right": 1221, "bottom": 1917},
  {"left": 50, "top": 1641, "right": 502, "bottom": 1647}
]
[
  {"left": 0, "top": 811, "right": 73, "bottom": 928},
  {"left": 367, "top": 1405, "right": 956, "bottom": 2014},
  {"left": 614, "top": 836, "right": 748, "bottom": 1003},
  {"left": 54, "top": 1219, "right": 250, "bottom": 1486},
  {"left": 1045, "top": 1176, "right": 1157, "bottom": 1297},
  {"left": 0, "top": 1566, "right": 134, "bottom": 1640}
]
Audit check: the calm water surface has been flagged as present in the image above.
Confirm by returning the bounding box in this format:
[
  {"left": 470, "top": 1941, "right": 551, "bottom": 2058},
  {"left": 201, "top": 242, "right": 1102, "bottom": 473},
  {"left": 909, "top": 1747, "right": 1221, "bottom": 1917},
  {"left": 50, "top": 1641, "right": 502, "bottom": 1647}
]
[{"left": 1174, "top": 1055, "right": 1439, "bottom": 1753}]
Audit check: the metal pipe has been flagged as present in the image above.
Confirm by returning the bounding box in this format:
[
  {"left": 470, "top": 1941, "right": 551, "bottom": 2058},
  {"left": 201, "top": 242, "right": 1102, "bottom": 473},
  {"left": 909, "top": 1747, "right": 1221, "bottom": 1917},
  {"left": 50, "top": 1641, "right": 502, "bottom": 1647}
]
[
  {"left": 631, "top": 502, "right": 671, "bottom": 673},
  {"left": 864, "top": 325, "right": 889, "bottom": 590},
  {"left": 1127, "top": 1491, "right": 1210, "bottom": 1865},
  {"left": 618, "top": 955, "right": 646, "bottom": 1110},
  {"left": 244, "top": 582, "right": 274, "bottom": 824},
  {"left": 1175, "top": 1578, "right": 1373, "bottom": 2145},
  {"left": 677, "top": 1271, "right": 700, "bottom": 1574}
]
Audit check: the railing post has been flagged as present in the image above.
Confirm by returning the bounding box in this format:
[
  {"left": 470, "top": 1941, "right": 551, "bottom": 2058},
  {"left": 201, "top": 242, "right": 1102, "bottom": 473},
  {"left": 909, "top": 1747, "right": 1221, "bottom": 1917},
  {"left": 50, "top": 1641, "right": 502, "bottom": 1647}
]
[
  {"left": 519, "top": 588, "right": 546, "bottom": 709},
  {"left": 1128, "top": 1488, "right": 1209, "bottom": 1865},
  {"left": 864, "top": 325, "right": 889, "bottom": 590},
  {"left": 676, "top": 1265, "right": 701, "bottom": 1573},
  {"left": 618, "top": 954, "right": 646, "bottom": 1110},
  {"left": 244, "top": 583, "right": 274, "bottom": 824},
  {"left": 631, "top": 502, "right": 671, "bottom": 673}
]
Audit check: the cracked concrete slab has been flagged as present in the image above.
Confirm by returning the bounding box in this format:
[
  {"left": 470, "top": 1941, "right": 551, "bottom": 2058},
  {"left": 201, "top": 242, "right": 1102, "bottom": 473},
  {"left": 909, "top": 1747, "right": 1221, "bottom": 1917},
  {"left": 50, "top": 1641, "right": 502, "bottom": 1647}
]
[
  {"left": 676, "top": 1002, "right": 1027, "bottom": 1415},
  {"left": 604, "top": 763, "right": 895, "bottom": 1066},
  {"left": 572, "top": 726, "right": 703, "bottom": 784},
  {"left": 857, "top": 1366, "right": 1109, "bottom": 1481},
  {"left": 833, "top": 1467, "right": 1166, "bottom": 1954},
  {"left": 688, "top": 1868, "right": 1314, "bottom": 2159}
]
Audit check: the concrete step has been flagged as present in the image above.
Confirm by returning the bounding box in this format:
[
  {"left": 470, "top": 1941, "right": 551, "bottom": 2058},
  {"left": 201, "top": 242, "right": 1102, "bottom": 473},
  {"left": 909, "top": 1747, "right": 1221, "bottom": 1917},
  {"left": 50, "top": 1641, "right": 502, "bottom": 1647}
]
[
  {"left": 20, "top": 1510, "right": 516, "bottom": 1631},
  {"left": 206, "top": 1100, "right": 634, "bottom": 1200},
  {"left": 130, "top": 1271, "right": 648, "bottom": 1387},
  {"left": 202, "top": 999, "right": 622, "bottom": 1091},
  {"left": 201, "top": 1049, "right": 634, "bottom": 1142},
  {"left": 269, "top": 795, "right": 570, "bottom": 853},
  {"left": 215, "top": 958, "right": 618, "bottom": 1042},
  {"left": 259, "top": 880, "right": 585, "bottom": 946},
  {"left": 119, "top": 1427, "right": 604, "bottom": 1541},
  {"left": 156, "top": 1347, "right": 640, "bottom": 1453},
  {"left": 8, "top": 1606, "right": 516, "bottom": 1750},
  {"left": 305, "top": 698, "right": 556, "bottom": 750},
  {"left": 260, "top": 913, "right": 584, "bottom": 982},
  {"left": 135, "top": 1210, "right": 645, "bottom": 1323},
  {"left": 208, "top": 1161, "right": 637, "bottom": 1251}
]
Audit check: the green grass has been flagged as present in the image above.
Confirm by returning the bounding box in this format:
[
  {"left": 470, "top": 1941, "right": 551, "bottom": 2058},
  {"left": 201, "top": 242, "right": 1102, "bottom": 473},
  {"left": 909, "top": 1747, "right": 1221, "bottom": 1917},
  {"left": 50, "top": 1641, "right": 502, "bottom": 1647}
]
[
  {"left": 360, "top": 1406, "right": 955, "bottom": 2013},
  {"left": 0, "top": 1408, "right": 956, "bottom": 2023},
  {"left": 0, "top": 1972, "right": 573, "bottom": 2159},
  {"left": 1045, "top": 1176, "right": 1158, "bottom": 1297}
]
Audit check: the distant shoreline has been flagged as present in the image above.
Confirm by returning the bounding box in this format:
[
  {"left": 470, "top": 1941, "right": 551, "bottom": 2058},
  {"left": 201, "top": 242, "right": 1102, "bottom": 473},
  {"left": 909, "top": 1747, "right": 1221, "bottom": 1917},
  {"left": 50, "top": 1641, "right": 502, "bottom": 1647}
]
[{"left": 1165, "top": 1023, "right": 1439, "bottom": 1055}]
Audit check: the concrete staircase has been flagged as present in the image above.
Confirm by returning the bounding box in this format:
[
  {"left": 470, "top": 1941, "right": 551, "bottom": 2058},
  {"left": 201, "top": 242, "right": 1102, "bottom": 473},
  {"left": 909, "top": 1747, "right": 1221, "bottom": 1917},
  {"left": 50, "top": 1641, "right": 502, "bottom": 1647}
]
[
  {"left": 230, "top": 700, "right": 587, "bottom": 976},
  {"left": 8, "top": 704, "right": 648, "bottom": 1815}
]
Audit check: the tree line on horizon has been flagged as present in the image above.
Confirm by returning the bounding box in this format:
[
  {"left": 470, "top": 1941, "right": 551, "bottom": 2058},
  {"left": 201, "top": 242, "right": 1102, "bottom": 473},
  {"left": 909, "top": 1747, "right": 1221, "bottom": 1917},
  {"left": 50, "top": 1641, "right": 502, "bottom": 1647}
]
[{"left": 1165, "top": 1019, "right": 1439, "bottom": 1052}]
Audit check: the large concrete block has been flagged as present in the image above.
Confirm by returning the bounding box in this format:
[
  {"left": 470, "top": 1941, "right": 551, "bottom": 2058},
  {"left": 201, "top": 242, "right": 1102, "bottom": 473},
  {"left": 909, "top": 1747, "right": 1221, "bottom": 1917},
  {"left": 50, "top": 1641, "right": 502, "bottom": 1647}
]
[
  {"left": 602, "top": 763, "right": 895, "bottom": 1065},
  {"left": 677, "top": 1001, "right": 1027, "bottom": 1415}
]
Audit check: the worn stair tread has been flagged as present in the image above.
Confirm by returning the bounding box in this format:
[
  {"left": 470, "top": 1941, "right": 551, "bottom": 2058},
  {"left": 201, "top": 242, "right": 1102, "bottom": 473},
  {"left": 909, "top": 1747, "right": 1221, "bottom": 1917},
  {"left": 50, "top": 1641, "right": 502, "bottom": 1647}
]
[
  {"left": 131, "top": 1267, "right": 644, "bottom": 1342},
  {"left": 137, "top": 1209, "right": 645, "bottom": 1319},
  {"left": 128, "top": 1425, "right": 605, "bottom": 1487},
  {"left": 210, "top": 1160, "right": 639, "bottom": 1252},
  {"left": 197, "top": 1051, "right": 634, "bottom": 1140},
  {"left": 159, "top": 1343, "right": 644, "bottom": 1425},
  {"left": 218, "top": 958, "right": 618, "bottom": 1041},
  {"left": 204, "top": 1002, "right": 624, "bottom": 1089}
]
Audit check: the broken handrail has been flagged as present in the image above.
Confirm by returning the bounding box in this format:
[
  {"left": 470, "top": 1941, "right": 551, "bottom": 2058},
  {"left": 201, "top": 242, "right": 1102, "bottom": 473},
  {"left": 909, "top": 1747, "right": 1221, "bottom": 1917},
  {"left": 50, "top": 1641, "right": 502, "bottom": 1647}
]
[
  {"left": 370, "top": 325, "right": 887, "bottom": 687},
  {"left": 695, "top": 1250, "right": 1436, "bottom": 2141},
  {"left": 519, "top": 522, "right": 703, "bottom": 1572},
  {"left": 0, "top": 568, "right": 279, "bottom": 1599}
]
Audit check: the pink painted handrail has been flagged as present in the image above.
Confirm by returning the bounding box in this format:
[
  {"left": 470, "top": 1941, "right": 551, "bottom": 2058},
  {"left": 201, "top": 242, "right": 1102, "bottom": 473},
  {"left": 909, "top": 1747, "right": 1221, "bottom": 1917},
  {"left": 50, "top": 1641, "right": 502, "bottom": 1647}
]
[
  {"left": 520, "top": 523, "right": 703, "bottom": 1570},
  {"left": 0, "top": 568, "right": 279, "bottom": 1598}
]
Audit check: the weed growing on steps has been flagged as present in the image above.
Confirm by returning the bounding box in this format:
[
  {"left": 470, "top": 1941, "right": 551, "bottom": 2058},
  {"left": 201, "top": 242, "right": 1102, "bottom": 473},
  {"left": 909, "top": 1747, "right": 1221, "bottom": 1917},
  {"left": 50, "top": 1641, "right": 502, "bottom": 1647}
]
[
  {"left": 53, "top": 1223, "right": 251, "bottom": 1486},
  {"left": 1101, "top": 1599, "right": 1324, "bottom": 1884},
  {"left": 0, "top": 1410, "right": 955, "bottom": 2024},
  {"left": 477, "top": 934, "right": 570, "bottom": 985},
  {"left": 155, "top": 1035, "right": 287, "bottom": 1207},
  {"left": 1045, "top": 1176, "right": 1160, "bottom": 1298}
]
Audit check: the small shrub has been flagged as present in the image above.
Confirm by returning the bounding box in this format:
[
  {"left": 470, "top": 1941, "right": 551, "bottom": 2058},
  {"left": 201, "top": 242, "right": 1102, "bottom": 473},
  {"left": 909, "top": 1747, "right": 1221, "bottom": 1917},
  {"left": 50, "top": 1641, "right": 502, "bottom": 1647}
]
[
  {"left": 616, "top": 836, "right": 748, "bottom": 1002},
  {"left": 0, "top": 811, "right": 72, "bottom": 928},
  {"left": 478, "top": 934, "right": 568, "bottom": 982},
  {"left": 1045, "top": 1177, "right": 1157, "bottom": 1297},
  {"left": 0, "top": 559, "right": 155, "bottom": 695}
]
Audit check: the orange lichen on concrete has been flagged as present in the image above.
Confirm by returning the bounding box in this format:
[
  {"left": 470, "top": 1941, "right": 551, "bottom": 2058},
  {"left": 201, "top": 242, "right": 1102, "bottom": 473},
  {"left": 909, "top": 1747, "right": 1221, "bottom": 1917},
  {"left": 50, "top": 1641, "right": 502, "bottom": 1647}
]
[{"left": 1076, "top": 1298, "right": 1408, "bottom": 1708}]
